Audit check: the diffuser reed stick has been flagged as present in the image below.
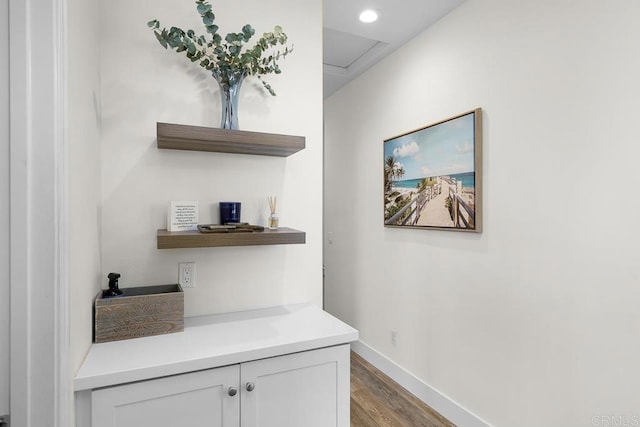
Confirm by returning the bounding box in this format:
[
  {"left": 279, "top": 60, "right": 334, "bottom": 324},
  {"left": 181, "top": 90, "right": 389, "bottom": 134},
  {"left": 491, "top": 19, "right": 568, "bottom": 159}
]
[{"left": 268, "top": 196, "right": 279, "bottom": 230}]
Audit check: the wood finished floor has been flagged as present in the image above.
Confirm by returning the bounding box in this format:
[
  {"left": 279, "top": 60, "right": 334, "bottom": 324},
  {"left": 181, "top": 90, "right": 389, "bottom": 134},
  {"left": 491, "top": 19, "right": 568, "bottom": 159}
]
[{"left": 351, "top": 352, "right": 456, "bottom": 427}]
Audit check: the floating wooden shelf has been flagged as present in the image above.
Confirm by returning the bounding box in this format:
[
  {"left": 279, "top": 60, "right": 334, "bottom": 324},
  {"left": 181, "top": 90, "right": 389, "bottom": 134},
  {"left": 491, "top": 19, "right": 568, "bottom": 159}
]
[
  {"left": 157, "top": 227, "right": 306, "bottom": 249},
  {"left": 157, "top": 122, "right": 305, "bottom": 157}
]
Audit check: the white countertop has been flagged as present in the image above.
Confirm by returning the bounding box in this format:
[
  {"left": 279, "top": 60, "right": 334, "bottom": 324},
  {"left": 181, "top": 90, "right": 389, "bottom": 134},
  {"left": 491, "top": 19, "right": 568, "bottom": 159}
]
[{"left": 74, "top": 304, "right": 358, "bottom": 391}]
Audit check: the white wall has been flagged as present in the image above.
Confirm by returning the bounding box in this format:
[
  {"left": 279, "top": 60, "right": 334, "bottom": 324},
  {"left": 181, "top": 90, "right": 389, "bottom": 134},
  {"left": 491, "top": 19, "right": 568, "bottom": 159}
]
[
  {"left": 67, "top": 0, "right": 102, "bottom": 377},
  {"left": 99, "top": 0, "right": 323, "bottom": 316},
  {"left": 0, "top": 0, "right": 9, "bottom": 416},
  {"left": 324, "top": 0, "right": 640, "bottom": 425}
]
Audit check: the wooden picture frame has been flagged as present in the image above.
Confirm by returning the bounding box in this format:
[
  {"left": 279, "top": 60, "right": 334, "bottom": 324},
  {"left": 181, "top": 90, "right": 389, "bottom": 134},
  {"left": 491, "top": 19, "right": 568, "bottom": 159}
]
[{"left": 383, "top": 108, "right": 482, "bottom": 232}]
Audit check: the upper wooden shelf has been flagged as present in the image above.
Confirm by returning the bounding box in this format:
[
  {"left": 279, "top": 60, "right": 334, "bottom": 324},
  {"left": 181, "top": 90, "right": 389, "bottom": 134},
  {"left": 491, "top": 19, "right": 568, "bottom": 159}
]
[
  {"left": 157, "top": 122, "right": 305, "bottom": 157},
  {"left": 157, "top": 227, "right": 306, "bottom": 249}
]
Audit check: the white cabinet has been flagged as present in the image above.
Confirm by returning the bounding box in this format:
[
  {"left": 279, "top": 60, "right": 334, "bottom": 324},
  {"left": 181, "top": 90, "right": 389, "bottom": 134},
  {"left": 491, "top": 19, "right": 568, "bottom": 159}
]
[
  {"left": 89, "top": 345, "right": 350, "bottom": 427},
  {"left": 75, "top": 304, "right": 358, "bottom": 427},
  {"left": 241, "top": 345, "right": 350, "bottom": 427},
  {"left": 92, "top": 366, "right": 240, "bottom": 427}
]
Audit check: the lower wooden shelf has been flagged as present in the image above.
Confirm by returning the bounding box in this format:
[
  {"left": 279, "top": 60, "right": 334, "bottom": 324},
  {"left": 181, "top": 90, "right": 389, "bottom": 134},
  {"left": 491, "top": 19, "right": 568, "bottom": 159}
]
[{"left": 157, "top": 227, "right": 306, "bottom": 249}]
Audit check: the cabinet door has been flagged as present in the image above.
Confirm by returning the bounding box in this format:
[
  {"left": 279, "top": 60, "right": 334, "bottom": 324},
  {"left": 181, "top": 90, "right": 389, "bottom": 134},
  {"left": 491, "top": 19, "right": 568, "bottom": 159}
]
[
  {"left": 92, "top": 365, "right": 240, "bottom": 427},
  {"left": 241, "top": 344, "right": 350, "bottom": 427}
]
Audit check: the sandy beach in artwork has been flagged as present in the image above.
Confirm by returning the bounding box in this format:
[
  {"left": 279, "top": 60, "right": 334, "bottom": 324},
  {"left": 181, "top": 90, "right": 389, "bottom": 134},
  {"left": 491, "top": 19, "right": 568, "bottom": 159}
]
[{"left": 390, "top": 186, "right": 414, "bottom": 197}]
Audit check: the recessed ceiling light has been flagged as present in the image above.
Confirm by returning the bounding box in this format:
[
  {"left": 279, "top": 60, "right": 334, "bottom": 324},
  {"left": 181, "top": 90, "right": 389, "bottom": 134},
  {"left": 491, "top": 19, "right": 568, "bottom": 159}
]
[{"left": 359, "top": 9, "right": 378, "bottom": 23}]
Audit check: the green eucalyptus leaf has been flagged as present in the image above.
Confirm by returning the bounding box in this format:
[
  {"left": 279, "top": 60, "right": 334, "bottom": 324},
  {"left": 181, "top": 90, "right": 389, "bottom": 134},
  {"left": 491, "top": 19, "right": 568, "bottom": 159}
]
[
  {"left": 167, "top": 33, "right": 182, "bottom": 48},
  {"left": 196, "top": 3, "right": 209, "bottom": 14},
  {"left": 169, "top": 27, "right": 184, "bottom": 37},
  {"left": 154, "top": 31, "right": 168, "bottom": 49},
  {"left": 242, "top": 24, "right": 255, "bottom": 38},
  {"left": 203, "top": 11, "right": 215, "bottom": 25}
]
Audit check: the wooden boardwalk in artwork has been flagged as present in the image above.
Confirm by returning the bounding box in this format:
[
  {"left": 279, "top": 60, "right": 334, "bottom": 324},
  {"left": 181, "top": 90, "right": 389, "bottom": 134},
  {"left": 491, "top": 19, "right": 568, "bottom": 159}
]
[
  {"left": 386, "top": 176, "right": 475, "bottom": 229},
  {"left": 416, "top": 179, "right": 454, "bottom": 228}
]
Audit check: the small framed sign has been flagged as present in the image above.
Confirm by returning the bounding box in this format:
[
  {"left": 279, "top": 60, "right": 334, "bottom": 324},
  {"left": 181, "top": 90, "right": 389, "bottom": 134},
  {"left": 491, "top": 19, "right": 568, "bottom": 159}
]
[{"left": 168, "top": 201, "right": 199, "bottom": 232}]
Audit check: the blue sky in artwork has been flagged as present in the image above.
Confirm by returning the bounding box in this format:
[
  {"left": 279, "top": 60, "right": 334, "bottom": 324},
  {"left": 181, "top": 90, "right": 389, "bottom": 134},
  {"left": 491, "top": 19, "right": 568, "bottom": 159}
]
[{"left": 384, "top": 112, "right": 475, "bottom": 180}]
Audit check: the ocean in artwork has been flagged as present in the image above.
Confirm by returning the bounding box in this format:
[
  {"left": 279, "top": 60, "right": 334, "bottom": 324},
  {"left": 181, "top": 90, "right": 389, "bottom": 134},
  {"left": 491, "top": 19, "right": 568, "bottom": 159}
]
[{"left": 393, "top": 172, "right": 475, "bottom": 190}]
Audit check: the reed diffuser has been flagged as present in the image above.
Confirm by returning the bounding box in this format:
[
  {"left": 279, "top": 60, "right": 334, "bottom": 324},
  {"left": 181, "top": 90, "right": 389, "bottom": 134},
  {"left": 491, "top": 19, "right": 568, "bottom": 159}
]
[{"left": 268, "top": 196, "right": 279, "bottom": 230}]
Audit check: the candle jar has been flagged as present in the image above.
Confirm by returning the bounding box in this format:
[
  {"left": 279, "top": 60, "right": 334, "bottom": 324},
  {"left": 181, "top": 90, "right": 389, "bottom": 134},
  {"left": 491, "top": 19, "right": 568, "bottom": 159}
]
[{"left": 219, "top": 202, "right": 241, "bottom": 224}]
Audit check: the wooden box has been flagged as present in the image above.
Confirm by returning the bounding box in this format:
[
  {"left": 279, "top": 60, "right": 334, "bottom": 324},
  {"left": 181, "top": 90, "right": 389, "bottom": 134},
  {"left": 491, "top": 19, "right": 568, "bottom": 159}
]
[{"left": 94, "top": 284, "right": 184, "bottom": 343}]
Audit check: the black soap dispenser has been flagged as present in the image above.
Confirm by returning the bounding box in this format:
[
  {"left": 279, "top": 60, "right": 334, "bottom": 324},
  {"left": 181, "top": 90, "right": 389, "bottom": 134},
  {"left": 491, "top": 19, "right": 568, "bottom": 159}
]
[{"left": 102, "top": 272, "right": 123, "bottom": 298}]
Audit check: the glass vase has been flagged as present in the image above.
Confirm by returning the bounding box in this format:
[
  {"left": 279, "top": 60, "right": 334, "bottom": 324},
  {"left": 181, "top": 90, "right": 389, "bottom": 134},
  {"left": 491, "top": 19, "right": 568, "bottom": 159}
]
[{"left": 213, "top": 70, "right": 246, "bottom": 130}]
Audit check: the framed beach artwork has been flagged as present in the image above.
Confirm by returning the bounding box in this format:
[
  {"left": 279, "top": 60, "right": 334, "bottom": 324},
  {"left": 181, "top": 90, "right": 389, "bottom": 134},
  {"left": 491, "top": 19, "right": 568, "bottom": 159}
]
[{"left": 383, "top": 108, "right": 482, "bottom": 232}]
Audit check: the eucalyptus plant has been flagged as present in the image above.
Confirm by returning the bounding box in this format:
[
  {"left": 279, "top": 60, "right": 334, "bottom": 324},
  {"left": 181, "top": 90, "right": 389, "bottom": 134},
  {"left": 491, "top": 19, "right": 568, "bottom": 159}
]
[{"left": 147, "top": 0, "right": 292, "bottom": 96}]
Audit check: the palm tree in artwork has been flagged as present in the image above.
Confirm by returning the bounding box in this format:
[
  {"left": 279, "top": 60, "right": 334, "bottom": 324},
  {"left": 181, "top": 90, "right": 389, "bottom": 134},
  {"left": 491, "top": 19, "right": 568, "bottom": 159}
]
[{"left": 384, "top": 156, "right": 405, "bottom": 194}]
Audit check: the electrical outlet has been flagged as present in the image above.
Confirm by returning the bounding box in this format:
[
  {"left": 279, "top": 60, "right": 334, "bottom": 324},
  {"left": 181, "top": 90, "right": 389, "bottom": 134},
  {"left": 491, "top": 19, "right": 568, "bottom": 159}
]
[
  {"left": 391, "top": 330, "right": 398, "bottom": 346},
  {"left": 179, "top": 262, "right": 196, "bottom": 288}
]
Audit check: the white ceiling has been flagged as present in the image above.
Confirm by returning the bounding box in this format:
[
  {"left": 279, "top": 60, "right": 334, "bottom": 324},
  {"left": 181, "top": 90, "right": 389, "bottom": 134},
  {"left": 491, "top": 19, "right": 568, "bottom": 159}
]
[{"left": 323, "top": 0, "right": 467, "bottom": 98}]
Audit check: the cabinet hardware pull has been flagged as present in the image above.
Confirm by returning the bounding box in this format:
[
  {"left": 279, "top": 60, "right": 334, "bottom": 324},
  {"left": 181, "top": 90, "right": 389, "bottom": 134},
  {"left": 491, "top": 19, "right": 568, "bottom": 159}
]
[
  {"left": 246, "top": 382, "right": 255, "bottom": 392},
  {"left": 228, "top": 386, "right": 238, "bottom": 397}
]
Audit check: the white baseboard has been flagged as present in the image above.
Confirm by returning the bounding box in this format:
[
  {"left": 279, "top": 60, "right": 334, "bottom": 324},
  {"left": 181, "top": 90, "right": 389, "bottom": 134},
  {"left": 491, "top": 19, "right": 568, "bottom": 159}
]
[{"left": 351, "top": 340, "right": 492, "bottom": 427}]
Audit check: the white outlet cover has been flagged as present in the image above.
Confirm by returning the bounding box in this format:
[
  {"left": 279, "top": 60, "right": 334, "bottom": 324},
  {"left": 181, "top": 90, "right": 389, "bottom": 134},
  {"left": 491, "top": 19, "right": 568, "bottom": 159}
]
[{"left": 179, "top": 262, "right": 196, "bottom": 288}]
